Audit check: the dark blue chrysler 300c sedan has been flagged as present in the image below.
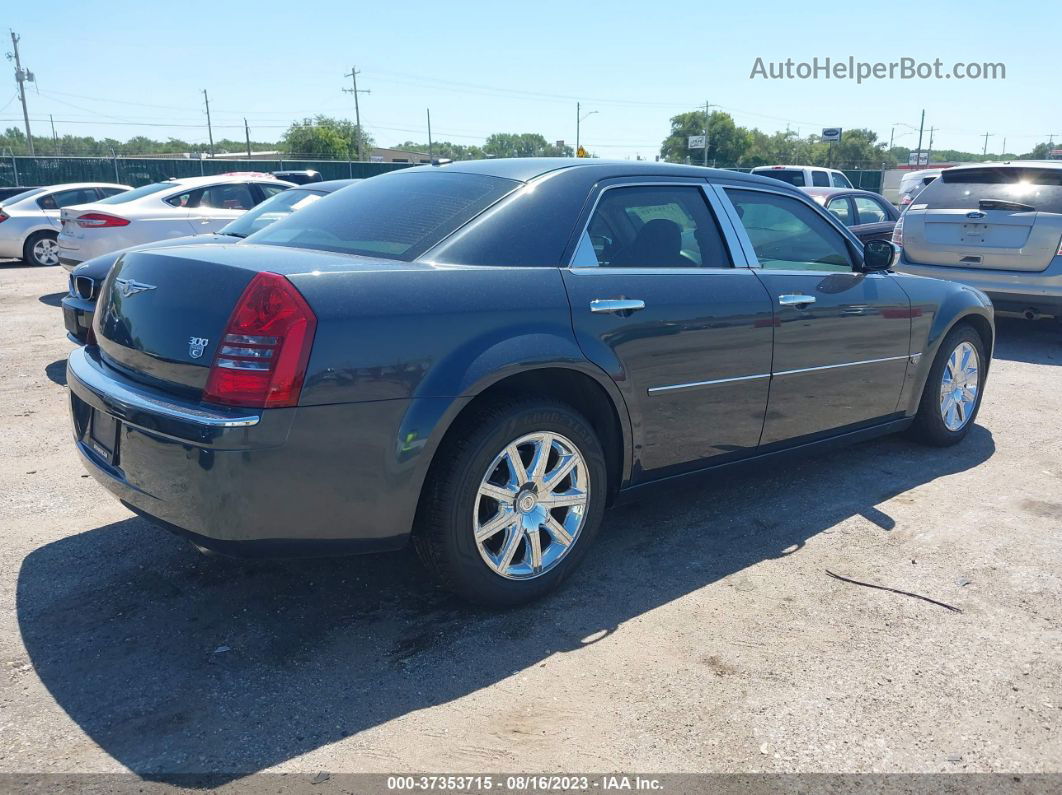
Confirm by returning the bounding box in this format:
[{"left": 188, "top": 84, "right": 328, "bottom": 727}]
[{"left": 66, "top": 159, "right": 993, "bottom": 604}]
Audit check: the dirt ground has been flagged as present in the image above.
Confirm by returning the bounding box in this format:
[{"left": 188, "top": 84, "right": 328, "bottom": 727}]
[{"left": 1, "top": 260, "right": 1060, "bottom": 782}]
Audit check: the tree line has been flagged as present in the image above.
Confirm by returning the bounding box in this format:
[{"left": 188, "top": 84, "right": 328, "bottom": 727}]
[{"left": 2, "top": 111, "right": 1055, "bottom": 167}]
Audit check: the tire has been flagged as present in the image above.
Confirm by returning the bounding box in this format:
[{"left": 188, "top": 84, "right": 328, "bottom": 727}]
[
  {"left": 414, "top": 398, "right": 608, "bottom": 606},
  {"left": 909, "top": 323, "right": 987, "bottom": 446},
  {"left": 23, "top": 231, "right": 60, "bottom": 267}
]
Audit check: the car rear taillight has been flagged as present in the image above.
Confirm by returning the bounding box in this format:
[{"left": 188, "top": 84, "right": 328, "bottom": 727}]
[
  {"left": 75, "top": 212, "right": 130, "bottom": 228},
  {"left": 202, "top": 272, "right": 317, "bottom": 409},
  {"left": 0, "top": 211, "right": 8, "bottom": 224},
  {"left": 1057, "top": 236, "right": 1062, "bottom": 257},
  {"left": 891, "top": 215, "right": 904, "bottom": 247}
]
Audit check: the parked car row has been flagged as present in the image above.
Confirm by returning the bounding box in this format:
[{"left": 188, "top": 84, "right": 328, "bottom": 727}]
[
  {"left": 62, "top": 179, "right": 359, "bottom": 343},
  {"left": 63, "top": 158, "right": 994, "bottom": 605}
]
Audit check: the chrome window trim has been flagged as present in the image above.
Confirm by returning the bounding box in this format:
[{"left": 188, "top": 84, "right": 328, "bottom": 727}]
[
  {"left": 566, "top": 180, "right": 753, "bottom": 270},
  {"left": 707, "top": 181, "right": 867, "bottom": 270},
  {"left": 648, "top": 355, "right": 911, "bottom": 395}
]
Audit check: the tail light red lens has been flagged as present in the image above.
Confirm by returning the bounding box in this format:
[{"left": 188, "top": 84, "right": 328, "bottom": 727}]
[
  {"left": 203, "top": 272, "right": 317, "bottom": 408},
  {"left": 0, "top": 211, "right": 8, "bottom": 224},
  {"left": 76, "top": 212, "right": 130, "bottom": 228}
]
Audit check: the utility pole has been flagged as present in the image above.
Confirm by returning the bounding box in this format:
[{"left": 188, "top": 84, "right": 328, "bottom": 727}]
[
  {"left": 982, "top": 131, "right": 993, "bottom": 157},
  {"left": 343, "top": 67, "right": 370, "bottom": 161},
  {"left": 915, "top": 109, "right": 925, "bottom": 165},
  {"left": 888, "top": 125, "right": 895, "bottom": 150},
  {"left": 426, "top": 108, "right": 433, "bottom": 164},
  {"left": 8, "top": 30, "right": 34, "bottom": 155},
  {"left": 1001, "top": 137, "right": 1007, "bottom": 158},
  {"left": 925, "top": 127, "right": 936, "bottom": 166},
  {"left": 202, "top": 89, "right": 214, "bottom": 157},
  {"left": 703, "top": 100, "right": 710, "bottom": 167},
  {"left": 244, "top": 118, "right": 251, "bottom": 157},
  {"left": 49, "top": 114, "right": 59, "bottom": 154},
  {"left": 576, "top": 101, "right": 580, "bottom": 155}
]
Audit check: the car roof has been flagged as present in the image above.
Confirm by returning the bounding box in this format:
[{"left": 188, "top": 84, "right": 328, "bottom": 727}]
[
  {"left": 947, "top": 160, "right": 1062, "bottom": 172},
  {"left": 158, "top": 174, "right": 293, "bottom": 188},
  {"left": 751, "top": 164, "right": 843, "bottom": 172},
  {"left": 406, "top": 158, "right": 801, "bottom": 189},
  {"left": 801, "top": 187, "right": 885, "bottom": 199},
  {"left": 39, "top": 182, "right": 130, "bottom": 191}
]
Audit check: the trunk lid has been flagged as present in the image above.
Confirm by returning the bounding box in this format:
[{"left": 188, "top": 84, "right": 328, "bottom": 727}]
[
  {"left": 901, "top": 166, "right": 1062, "bottom": 272},
  {"left": 94, "top": 243, "right": 429, "bottom": 396}
]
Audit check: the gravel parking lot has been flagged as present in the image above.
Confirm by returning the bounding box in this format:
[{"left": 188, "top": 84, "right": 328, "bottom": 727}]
[{"left": 1, "top": 260, "right": 1060, "bottom": 781}]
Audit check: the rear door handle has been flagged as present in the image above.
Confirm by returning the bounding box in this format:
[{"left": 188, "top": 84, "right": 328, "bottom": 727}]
[
  {"left": 590, "top": 299, "right": 646, "bottom": 314},
  {"left": 778, "top": 294, "right": 816, "bottom": 307}
]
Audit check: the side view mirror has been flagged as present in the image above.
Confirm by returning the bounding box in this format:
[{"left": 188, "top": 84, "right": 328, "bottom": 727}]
[{"left": 862, "top": 239, "right": 898, "bottom": 272}]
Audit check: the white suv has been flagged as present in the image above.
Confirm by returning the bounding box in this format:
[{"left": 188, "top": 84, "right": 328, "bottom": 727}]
[
  {"left": 750, "top": 165, "right": 853, "bottom": 189},
  {"left": 57, "top": 174, "right": 294, "bottom": 270}
]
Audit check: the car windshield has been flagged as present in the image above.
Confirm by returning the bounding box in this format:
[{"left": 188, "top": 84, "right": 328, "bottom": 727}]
[
  {"left": 220, "top": 187, "right": 323, "bottom": 238},
  {"left": 246, "top": 170, "right": 518, "bottom": 260},
  {"left": 756, "top": 169, "right": 806, "bottom": 187},
  {"left": 918, "top": 167, "right": 1062, "bottom": 214},
  {"left": 95, "top": 182, "right": 174, "bottom": 204}
]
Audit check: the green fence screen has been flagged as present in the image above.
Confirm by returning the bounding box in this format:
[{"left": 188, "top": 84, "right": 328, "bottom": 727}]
[{"left": 0, "top": 156, "right": 412, "bottom": 188}]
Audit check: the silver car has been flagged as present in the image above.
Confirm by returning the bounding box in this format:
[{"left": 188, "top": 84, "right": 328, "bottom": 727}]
[
  {"left": 895, "top": 161, "right": 1062, "bottom": 320},
  {"left": 0, "top": 183, "right": 131, "bottom": 266}
]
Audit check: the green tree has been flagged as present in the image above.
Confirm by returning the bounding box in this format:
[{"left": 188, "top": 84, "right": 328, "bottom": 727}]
[
  {"left": 482, "top": 133, "right": 572, "bottom": 158},
  {"left": 394, "top": 140, "right": 485, "bottom": 161},
  {"left": 280, "top": 115, "right": 374, "bottom": 160},
  {"left": 660, "top": 111, "right": 748, "bottom": 167}
]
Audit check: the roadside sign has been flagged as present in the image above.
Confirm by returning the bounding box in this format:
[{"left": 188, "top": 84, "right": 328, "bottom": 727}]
[
  {"left": 1050, "top": 149, "right": 1062, "bottom": 158},
  {"left": 821, "top": 127, "right": 842, "bottom": 142},
  {"left": 688, "top": 135, "right": 706, "bottom": 149},
  {"left": 908, "top": 151, "right": 929, "bottom": 166},
  {"left": 577, "top": 146, "right": 588, "bottom": 158}
]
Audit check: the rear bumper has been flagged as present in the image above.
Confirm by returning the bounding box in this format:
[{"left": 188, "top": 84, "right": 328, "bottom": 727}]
[
  {"left": 66, "top": 345, "right": 439, "bottom": 555},
  {"left": 896, "top": 255, "right": 1062, "bottom": 316}
]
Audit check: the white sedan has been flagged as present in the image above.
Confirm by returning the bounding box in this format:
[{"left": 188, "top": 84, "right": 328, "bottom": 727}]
[
  {"left": 57, "top": 174, "right": 294, "bottom": 270},
  {"left": 0, "top": 183, "right": 131, "bottom": 266}
]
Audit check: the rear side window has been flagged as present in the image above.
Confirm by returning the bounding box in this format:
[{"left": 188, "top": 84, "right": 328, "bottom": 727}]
[
  {"left": 97, "top": 182, "right": 172, "bottom": 204},
  {"left": 919, "top": 167, "right": 1062, "bottom": 213},
  {"left": 38, "top": 187, "right": 100, "bottom": 210},
  {"left": 574, "top": 185, "right": 731, "bottom": 268},
  {"left": 854, "top": 196, "right": 889, "bottom": 224},
  {"left": 247, "top": 171, "right": 517, "bottom": 261},
  {"left": 811, "top": 171, "right": 830, "bottom": 187},
  {"left": 756, "top": 169, "right": 805, "bottom": 187},
  {"left": 826, "top": 197, "right": 852, "bottom": 225},
  {"left": 831, "top": 172, "right": 851, "bottom": 188}
]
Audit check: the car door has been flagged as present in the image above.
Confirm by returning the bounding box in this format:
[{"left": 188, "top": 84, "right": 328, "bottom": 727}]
[
  {"left": 186, "top": 182, "right": 257, "bottom": 233},
  {"left": 716, "top": 184, "right": 912, "bottom": 445},
  {"left": 562, "top": 179, "right": 775, "bottom": 479},
  {"left": 851, "top": 195, "right": 897, "bottom": 243}
]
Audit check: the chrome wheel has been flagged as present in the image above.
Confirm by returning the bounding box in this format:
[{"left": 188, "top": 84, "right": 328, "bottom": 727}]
[
  {"left": 473, "top": 431, "right": 590, "bottom": 580},
  {"left": 939, "top": 341, "right": 979, "bottom": 431},
  {"left": 32, "top": 237, "right": 59, "bottom": 266}
]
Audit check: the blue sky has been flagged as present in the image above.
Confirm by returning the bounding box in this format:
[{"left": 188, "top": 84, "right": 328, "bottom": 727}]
[{"left": 4, "top": 0, "right": 1059, "bottom": 159}]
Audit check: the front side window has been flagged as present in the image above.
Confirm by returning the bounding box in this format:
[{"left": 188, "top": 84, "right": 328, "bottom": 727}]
[
  {"left": 831, "top": 172, "right": 851, "bottom": 188},
  {"left": 811, "top": 170, "right": 830, "bottom": 187},
  {"left": 246, "top": 170, "right": 517, "bottom": 261},
  {"left": 854, "top": 196, "right": 889, "bottom": 224},
  {"left": 577, "top": 185, "right": 731, "bottom": 268},
  {"left": 725, "top": 189, "right": 853, "bottom": 272}
]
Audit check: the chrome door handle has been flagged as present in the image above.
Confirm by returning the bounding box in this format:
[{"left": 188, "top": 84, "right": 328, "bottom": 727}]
[
  {"left": 590, "top": 299, "right": 646, "bottom": 314},
  {"left": 778, "top": 294, "right": 816, "bottom": 307}
]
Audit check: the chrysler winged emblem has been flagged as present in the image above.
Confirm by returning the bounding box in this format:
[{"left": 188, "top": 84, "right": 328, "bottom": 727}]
[{"left": 114, "top": 278, "right": 157, "bottom": 298}]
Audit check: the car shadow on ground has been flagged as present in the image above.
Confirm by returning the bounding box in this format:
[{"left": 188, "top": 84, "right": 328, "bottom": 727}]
[
  {"left": 17, "top": 427, "right": 994, "bottom": 784},
  {"left": 38, "top": 292, "right": 65, "bottom": 308},
  {"left": 992, "top": 317, "right": 1060, "bottom": 366},
  {"left": 44, "top": 360, "right": 67, "bottom": 386}
]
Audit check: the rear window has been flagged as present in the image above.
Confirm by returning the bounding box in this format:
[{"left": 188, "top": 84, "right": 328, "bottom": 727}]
[
  {"left": 918, "top": 167, "right": 1062, "bottom": 214},
  {"left": 811, "top": 171, "right": 830, "bottom": 187},
  {"left": 755, "top": 169, "right": 806, "bottom": 187},
  {"left": 246, "top": 171, "right": 517, "bottom": 260},
  {"left": 96, "top": 182, "right": 173, "bottom": 204}
]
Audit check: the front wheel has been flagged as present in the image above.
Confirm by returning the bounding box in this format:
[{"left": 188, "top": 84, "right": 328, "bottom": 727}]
[
  {"left": 414, "top": 398, "right": 607, "bottom": 606},
  {"left": 23, "top": 231, "right": 60, "bottom": 267},
  {"left": 910, "top": 323, "right": 987, "bottom": 446}
]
